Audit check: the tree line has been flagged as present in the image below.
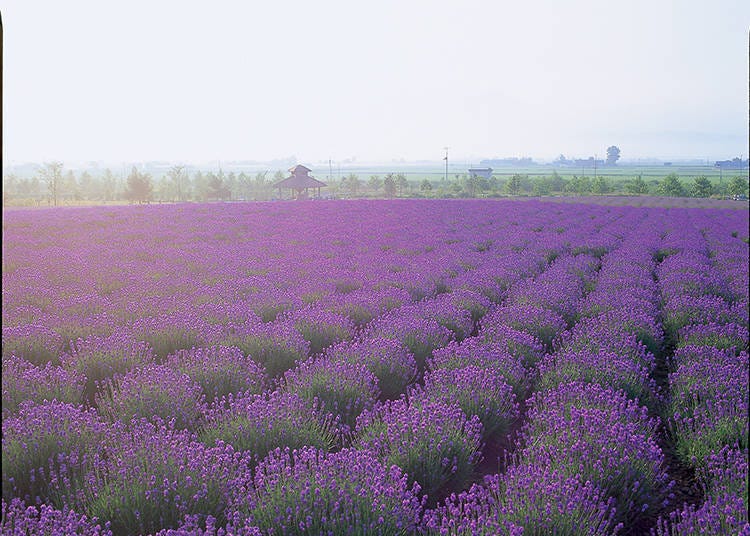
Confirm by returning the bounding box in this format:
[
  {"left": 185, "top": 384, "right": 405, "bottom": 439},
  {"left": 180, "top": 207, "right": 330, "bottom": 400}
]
[{"left": 2, "top": 163, "right": 748, "bottom": 206}]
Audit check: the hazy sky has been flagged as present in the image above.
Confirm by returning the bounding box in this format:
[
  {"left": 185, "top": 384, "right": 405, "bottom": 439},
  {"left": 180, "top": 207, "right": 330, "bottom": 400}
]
[{"left": 2, "top": 0, "right": 749, "bottom": 165}]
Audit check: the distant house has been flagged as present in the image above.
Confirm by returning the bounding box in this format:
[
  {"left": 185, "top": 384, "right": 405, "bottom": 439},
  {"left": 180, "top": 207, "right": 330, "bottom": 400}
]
[
  {"left": 272, "top": 165, "right": 327, "bottom": 200},
  {"left": 468, "top": 167, "right": 493, "bottom": 179}
]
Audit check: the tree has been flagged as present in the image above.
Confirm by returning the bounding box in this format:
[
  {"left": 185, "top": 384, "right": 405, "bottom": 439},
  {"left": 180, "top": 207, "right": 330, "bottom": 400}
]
[
  {"left": 101, "top": 169, "right": 117, "bottom": 201},
  {"left": 39, "top": 161, "right": 63, "bottom": 206},
  {"left": 383, "top": 173, "right": 397, "bottom": 198},
  {"left": 342, "top": 173, "right": 361, "bottom": 197},
  {"left": 691, "top": 175, "right": 713, "bottom": 198},
  {"left": 166, "top": 165, "right": 189, "bottom": 202},
  {"left": 62, "top": 170, "right": 81, "bottom": 202},
  {"left": 506, "top": 174, "right": 522, "bottom": 196},
  {"left": 368, "top": 175, "right": 382, "bottom": 193},
  {"left": 606, "top": 146, "right": 621, "bottom": 166},
  {"left": 205, "top": 172, "right": 231, "bottom": 201},
  {"left": 420, "top": 179, "right": 433, "bottom": 192},
  {"left": 532, "top": 177, "right": 551, "bottom": 196},
  {"left": 395, "top": 173, "right": 408, "bottom": 196},
  {"left": 549, "top": 170, "right": 566, "bottom": 192},
  {"left": 727, "top": 175, "right": 748, "bottom": 198},
  {"left": 125, "top": 167, "right": 153, "bottom": 203},
  {"left": 565, "top": 174, "right": 591, "bottom": 196},
  {"left": 658, "top": 173, "right": 685, "bottom": 197},
  {"left": 591, "top": 175, "right": 610, "bottom": 195},
  {"left": 626, "top": 174, "right": 649, "bottom": 195}
]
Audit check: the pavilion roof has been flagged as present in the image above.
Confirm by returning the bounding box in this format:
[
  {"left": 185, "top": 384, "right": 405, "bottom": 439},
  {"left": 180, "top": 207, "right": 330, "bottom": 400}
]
[{"left": 272, "top": 174, "right": 328, "bottom": 189}]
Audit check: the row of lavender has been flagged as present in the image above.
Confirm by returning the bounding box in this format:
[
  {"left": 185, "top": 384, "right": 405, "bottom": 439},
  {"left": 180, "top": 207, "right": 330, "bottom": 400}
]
[
  {"left": 652, "top": 212, "right": 749, "bottom": 535},
  {"left": 2, "top": 200, "right": 748, "bottom": 534}
]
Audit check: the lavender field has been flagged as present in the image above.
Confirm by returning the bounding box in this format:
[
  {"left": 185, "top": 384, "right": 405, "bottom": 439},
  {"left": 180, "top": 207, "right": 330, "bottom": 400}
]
[{"left": 2, "top": 199, "right": 748, "bottom": 535}]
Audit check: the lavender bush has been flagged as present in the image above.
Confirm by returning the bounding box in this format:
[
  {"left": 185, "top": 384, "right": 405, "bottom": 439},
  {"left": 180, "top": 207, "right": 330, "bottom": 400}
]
[
  {"left": 2, "top": 355, "right": 86, "bottom": 416},
  {"left": 60, "top": 333, "right": 155, "bottom": 403},
  {"left": 2, "top": 400, "right": 107, "bottom": 505},
  {"left": 324, "top": 337, "right": 418, "bottom": 401},
  {"left": 199, "top": 390, "right": 336, "bottom": 462},
  {"left": 215, "top": 319, "right": 310, "bottom": 378},
  {"left": 235, "top": 446, "right": 424, "bottom": 534},
  {"left": 1, "top": 498, "right": 113, "bottom": 536},
  {"left": 354, "top": 392, "right": 483, "bottom": 504},
  {"left": 96, "top": 363, "right": 207, "bottom": 431},
  {"left": 167, "top": 345, "right": 269, "bottom": 402},
  {"left": 281, "top": 355, "right": 380, "bottom": 434}
]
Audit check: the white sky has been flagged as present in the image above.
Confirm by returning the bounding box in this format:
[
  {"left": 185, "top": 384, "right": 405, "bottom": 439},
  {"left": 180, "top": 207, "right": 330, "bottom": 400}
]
[{"left": 2, "top": 0, "right": 749, "bottom": 165}]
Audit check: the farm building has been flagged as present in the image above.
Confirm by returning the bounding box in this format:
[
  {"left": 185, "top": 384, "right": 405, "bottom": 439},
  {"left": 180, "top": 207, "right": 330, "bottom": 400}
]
[
  {"left": 273, "top": 165, "right": 327, "bottom": 200},
  {"left": 468, "top": 167, "right": 493, "bottom": 180}
]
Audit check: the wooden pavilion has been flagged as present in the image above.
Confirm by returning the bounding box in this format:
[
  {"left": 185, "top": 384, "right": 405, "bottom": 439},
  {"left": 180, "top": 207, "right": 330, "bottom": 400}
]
[{"left": 272, "top": 165, "right": 327, "bottom": 200}]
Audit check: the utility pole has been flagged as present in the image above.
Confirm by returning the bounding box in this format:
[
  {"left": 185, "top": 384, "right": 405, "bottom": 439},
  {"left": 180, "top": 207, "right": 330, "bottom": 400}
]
[
  {"left": 443, "top": 147, "right": 449, "bottom": 183},
  {"left": 329, "top": 158, "right": 332, "bottom": 182}
]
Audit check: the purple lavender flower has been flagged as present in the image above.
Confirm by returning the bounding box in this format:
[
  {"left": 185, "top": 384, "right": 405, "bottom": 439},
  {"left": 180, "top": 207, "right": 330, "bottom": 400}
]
[
  {"left": 96, "top": 363, "right": 207, "bottom": 431},
  {"left": 236, "top": 446, "right": 424, "bottom": 534},
  {"left": 277, "top": 306, "right": 356, "bottom": 356},
  {"left": 167, "top": 345, "right": 269, "bottom": 402},
  {"left": 80, "top": 418, "right": 254, "bottom": 535},
  {"left": 2, "top": 400, "right": 107, "bottom": 505},
  {"left": 199, "top": 390, "right": 336, "bottom": 462},
  {"left": 354, "top": 391, "right": 483, "bottom": 504},
  {"left": 2, "top": 355, "right": 86, "bottom": 416},
  {"left": 324, "top": 337, "right": 418, "bottom": 401},
  {"left": 537, "top": 348, "right": 661, "bottom": 410},
  {"left": 1, "top": 498, "right": 113, "bottom": 535},
  {"left": 214, "top": 319, "right": 310, "bottom": 378},
  {"left": 366, "top": 313, "right": 454, "bottom": 371},
  {"left": 281, "top": 355, "right": 380, "bottom": 435},
  {"left": 1, "top": 324, "right": 64, "bottom": 366},
  {"left": 480, "top": 304, "right": 567, "bottom": 351},
  {"left": 677, "top": 322, "right": 749, "bottom": 354},
  {"left": 522, "top": 382, "right": 673, "bottom": 525},
  {"left": 60, "top": 332, "right": 155, "bottom": 403},
  {"left": 423, "top": 365, "right": 519, "bottom": 440},
  {"left": 424, "top": 465, "right": 622, "bottom": 535},
  {"left": 128, "top": 312, "right": 210, "bottom": 362},
  {"left": 428, "top": 337, "right": 529, "bottom": 398}
]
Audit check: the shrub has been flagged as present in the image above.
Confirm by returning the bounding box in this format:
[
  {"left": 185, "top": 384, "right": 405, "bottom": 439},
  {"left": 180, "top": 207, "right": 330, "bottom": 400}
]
[
  {"left": 653, "top": 447, "right": 748, "bottom": 536},
  {"left": 423, "top": 365, "right": 519, "bottom": 440},
  {"left": 129, "top": 314, "right": 208, "bottom": 362},
  {"left": 236, "top": 446, "right": 424, "bottom": 534},
  {"left": 96, "top": 364, "right": 207, "bottom": 431},
  {"left": 522, "top": 382, "right": 673, "bottom": 525},
  {"left": 281, "top": 356, "right": 380, "bottom": 435},
  {"left": 423, "top": 465, "right": 621, "bottom": 536},
  {"left": 667, "top": 347, "right": 748, "bottom": 467},
  {"left": 428, "top": 337, "right": 529, "bottom": 398},
  {"left": 80, "top": 419, "right": 253, "bottom": 535},
  {"left": 480, "top": 304, "right": 567, "bottom": 351},
  {"left": 2, "top": 355, "right": 86, "bottom": 416},
  {"left": 1, "top": 324, "right": 64, "bottom": 365},
  {"left": 366, "top": 314, "right": 454, "bottom": 371},
  {"left": 677, "top": 322, "right": 749, "bottom": 354},
  {"left": 167, "top": 345, "right": 268, "bottom": 402},
  {"left": 2, "top": 400, "right": 107, "bottom": 505},
  {"left": 279, "top": 307, "right": 356, "bottom": 356},
  {"left": 477, "top": 324, "right": 546, "bottom": 369},
  {"left": 217, "top": 320, "right": 310, "bottom": 378},
  {"left": 325, "top": 337, "right": 418, "bottom": 401},
  {"left": 1, "top": 498, "right": 113, "bottom": 535},
  {"left": 354, "top": 392, "right": 483, "bottom": 505},
  {"left": 60, "top": 333, "right": 155, "bottom": 403},
  {"left": 199, "top": 391, "right": 336, "bottom": 463},
  {"left": 537, "top": 349, "right": 661, "bottom": 410}
]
